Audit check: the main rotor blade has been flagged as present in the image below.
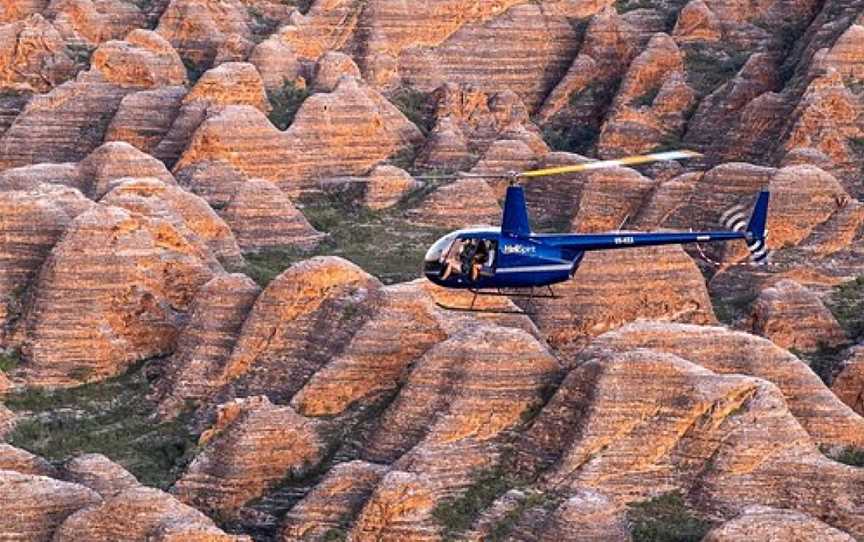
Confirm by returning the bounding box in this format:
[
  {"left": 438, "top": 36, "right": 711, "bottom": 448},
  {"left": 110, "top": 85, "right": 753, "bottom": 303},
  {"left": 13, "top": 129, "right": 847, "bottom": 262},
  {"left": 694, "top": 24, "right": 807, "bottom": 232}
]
[{"left": 517, "top": 150, "right": 702, "bottom": 178}]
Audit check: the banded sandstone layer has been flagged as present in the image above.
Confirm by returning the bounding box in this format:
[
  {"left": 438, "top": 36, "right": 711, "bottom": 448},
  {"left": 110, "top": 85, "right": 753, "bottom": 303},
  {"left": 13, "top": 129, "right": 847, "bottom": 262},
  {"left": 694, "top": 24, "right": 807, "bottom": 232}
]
[{"left": 0, "top": 0, "right": 863, "bottom": 541}]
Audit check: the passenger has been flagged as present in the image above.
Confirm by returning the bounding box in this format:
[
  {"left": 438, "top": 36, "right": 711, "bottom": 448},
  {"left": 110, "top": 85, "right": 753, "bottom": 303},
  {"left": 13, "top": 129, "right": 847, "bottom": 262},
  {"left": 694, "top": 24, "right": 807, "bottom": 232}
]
[
  {"left": 440, "top": 239, "right": 464, "bottom": 280},
  {"left": 470, "top": 241, "right": 489, "bottom": 281}
]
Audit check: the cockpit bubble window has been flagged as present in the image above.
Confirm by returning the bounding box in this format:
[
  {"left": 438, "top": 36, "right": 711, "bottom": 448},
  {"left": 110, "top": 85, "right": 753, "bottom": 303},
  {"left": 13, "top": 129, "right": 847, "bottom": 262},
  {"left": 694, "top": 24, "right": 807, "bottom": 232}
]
[{"left": 424, "top": 231, "right": 460, "bottom": 262}]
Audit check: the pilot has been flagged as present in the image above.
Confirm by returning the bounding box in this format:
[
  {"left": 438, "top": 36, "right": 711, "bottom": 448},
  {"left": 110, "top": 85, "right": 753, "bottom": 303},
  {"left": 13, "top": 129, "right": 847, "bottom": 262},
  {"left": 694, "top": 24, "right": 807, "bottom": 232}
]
[{"left": 440, "top": 239, "right": 464, "bottom": 280}]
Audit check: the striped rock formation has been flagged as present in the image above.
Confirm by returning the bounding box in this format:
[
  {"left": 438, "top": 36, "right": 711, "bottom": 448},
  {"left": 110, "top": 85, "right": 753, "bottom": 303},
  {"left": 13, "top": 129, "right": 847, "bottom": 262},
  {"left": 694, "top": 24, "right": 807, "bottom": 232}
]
[
  {"left": 55, "top": 485, "right": 249, "bottom": 541},
  {"left": 219, "top": 179, "right": 325, "bottom": 252},
  {"left": 280, "top": 460, "right": 389, "bottom": 541},
  {"left": 15, "top": 204, "right": 216, "bottom": 386},
  {"left": 172, "top": 395, "right": 325, "bottom": 519},
  {"left": 156, "top": 0, "right": 252, "bottom": 72},
  {"left": 350, "top": 325, "right": 559, "bottom": 540},
  {"left": 0, "top": 30, "right": 186, "bottom": 169},
  {"left": 748, "top": 279, "right": 847, "bottom": 350},
  {"left": 47, "top": 0, "right": 146, "bottom": 48},
  {"left": 101, "top": 177, "right": 244, "bottom": 268},
  {"left": 597, "top": 33, "right": 696, "bottom": 158},
  {"left": 152, "top": 273, "right": 261, "bottom": 419},
  {"left": 582, "top": 321, "right": 864, "bottom": 448},
  {"left": 528, "top": 244, "right": 716, "bottom": 355},
  {"left": 104, "top": 86, "right": 187, "bottom": 155},
  {"left": 0, "top": 14, "right": 76, "bottom": 93},
  {"left": 832, "top": 346, "right": 864, "bottom": 416},
  {"left": 0, "top": 470, "right": 100, "bottom": 541},
  {"left": 703, "top": 506, "right": 855, "bottom": 542},
  {"left": 405, "top": 178, "right": 502, "bottom": 229},
  {"left": 175, "top": 76, "right": 423, "bottom": 196},
  {"left": 154, "top": 62, "right": 271, "bottom": 167},
  {"left": 0, "top": 444, "right": 56, "bottom": 476},
  {"left": 61, "top": 453, "right": 139, "bottom": 498},
  {"left": 521, "top": 348, "right": 864, "bottom": 538},
  {"left": 0, "top": 185, "right": 93, "bottom": 343}
]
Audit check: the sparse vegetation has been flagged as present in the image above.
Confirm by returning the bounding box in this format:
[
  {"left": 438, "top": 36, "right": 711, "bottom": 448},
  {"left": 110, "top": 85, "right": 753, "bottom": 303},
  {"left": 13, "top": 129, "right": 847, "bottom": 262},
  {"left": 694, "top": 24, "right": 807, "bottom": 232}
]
[
  {"left": 433, "top": 466, "right": 520, "bottom": 539},
  {"left": 712, "top": 291, "right": 757, "bottom": 325},
  {"left": 542, "top": 124, "right": 600, "bottom": 155},
  {"left": 66, "top": 43, "right": 95, "bottom": 65},
  {"left": 791, "top": 344, "right": 847, "bottom": 386},
  {"left": 683, "top": 43, "right": 750, "bottom": 96},
  {"left": 389, "top": 87, "right": 435, "bottom": 137},
  {"left": 0, "top": 349, "right": 19, "bottom": 373},
  {"left": 834, "top": 446, "right": 864, "bottom": 467},
  {"left": 5, "top": 360, "right": 198, "bottom": 489},
  {"left": 614, "top": 0, "right": 658, "bottom": 14},
  {"left": 241, "top": 189, "right": 449, "bottom": 287},
  {"left": 268, "top": 80, "right": 311, "bottom": 130},
  {"left": 182, "top": 57, "right": 206, "bottom": 84},
  {"left": 825, "top": 276, "right": 864, "bottom": 342},
  {"left": 633, "top": 86, "right": 661, "bottom": 108},
  {"left": 486, "top": 491, "right": 556, "bottom": 541},
  {"left": 627, "top": 491, "right": 714, "bottom": 542}
]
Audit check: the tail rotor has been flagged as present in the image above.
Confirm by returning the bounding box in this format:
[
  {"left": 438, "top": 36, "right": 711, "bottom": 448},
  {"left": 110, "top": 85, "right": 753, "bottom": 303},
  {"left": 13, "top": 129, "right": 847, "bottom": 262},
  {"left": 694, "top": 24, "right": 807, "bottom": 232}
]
[{"left": 721, "top": 191, "right": 770, "bottom": 264}]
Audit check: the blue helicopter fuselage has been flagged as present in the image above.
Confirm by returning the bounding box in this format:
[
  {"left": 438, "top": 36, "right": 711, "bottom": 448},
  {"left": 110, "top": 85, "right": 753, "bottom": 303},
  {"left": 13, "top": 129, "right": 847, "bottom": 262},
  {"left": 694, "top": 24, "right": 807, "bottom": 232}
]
[
  {"left": 423, "top": 228, "right": 583, "bottom": 289},
  {"left": 422, "top": 185, "right": 771, "bottom": 291}
]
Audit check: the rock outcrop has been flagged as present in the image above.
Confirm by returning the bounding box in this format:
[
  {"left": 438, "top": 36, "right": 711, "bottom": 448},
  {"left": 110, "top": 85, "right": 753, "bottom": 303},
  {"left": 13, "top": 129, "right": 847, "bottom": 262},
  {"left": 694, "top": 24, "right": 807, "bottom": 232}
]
[
  {"left": 0, "top": 14, "right": 76, "bottom": 93},
  {"left": 172, "top": 395, "right": 325, "bottom": 518},
  {"left": 101, "top": 177, "right": 244, "bottom": 267},
  {"left": 79, "top": 141, "right": 177, "bottom": 199},
  {"left": 832, "top": 346, "right": 864, "bottom": 416},
  {"left": 47, "top": 0, "right": 146, "bottom": 48},
  {"left": 219, "top": 179, "right": 325, "bottom": 252},
  {"left": 748, "top": 279, "right": 846, "bottom": 350},
  {"left": 281, "top": 460, "right": 389, "bottom": 541},
  {"left": 104, "top": 86, "right": 187, "bottom": 155},
  {"left": 156, "top": 0, "right": 252, "bottom": 72},
  {"left": 175, "top": 77, "right": 423, "bottom": 196},
  {"left": 90, "top": 29, "right": 187, "bottom": 89},
  {"left": 523, "top": 348, "right": 864, "bottom": 537},
  {"left": 55, "top": 485, "right": 247, "bottom": 541},
  {"left": 362, "top": 165, "right": 422, "bottom": 210},
  {"left": 16, "top": 204, "right": 216, "bottom": 386},
  {"left": 582, "top": 322, "right": 864, "bottom": 448},
  {"left": 61, "top": 453, "right": 139, "bottom": 498},
  {"left": 0, "top": 444, "right": 56, "bottom": 477},
  {"left": 704, "top": 506, "right": 855, "bottom": 542},
  {"left": 406, "top": 178, "right": 501, "bottom": 229},
  {"left": 153, "top": 273, "right": 260, "bottom": 419},
  {"left": 530, "top": 244, "right": 716, "bottom": 355},
  {"left": 0, "top": 470, "right": 100, "bottom": 541},
  {"left": 0, "top": 185, "right": 93, "bottom": 341}
]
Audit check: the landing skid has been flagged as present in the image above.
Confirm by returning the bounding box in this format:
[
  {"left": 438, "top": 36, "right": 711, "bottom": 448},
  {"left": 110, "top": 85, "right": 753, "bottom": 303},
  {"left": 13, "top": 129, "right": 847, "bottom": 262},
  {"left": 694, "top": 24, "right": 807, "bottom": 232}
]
[{"left": 435, "top": 286, "right": 558, "bottom": 315}]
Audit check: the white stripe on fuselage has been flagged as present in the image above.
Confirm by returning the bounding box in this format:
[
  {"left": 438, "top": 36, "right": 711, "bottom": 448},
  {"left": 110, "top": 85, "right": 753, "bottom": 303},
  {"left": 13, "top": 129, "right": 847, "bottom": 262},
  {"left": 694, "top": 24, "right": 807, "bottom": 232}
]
[{"left": 496, "top": 264, "right": 573, "bottom": 273}]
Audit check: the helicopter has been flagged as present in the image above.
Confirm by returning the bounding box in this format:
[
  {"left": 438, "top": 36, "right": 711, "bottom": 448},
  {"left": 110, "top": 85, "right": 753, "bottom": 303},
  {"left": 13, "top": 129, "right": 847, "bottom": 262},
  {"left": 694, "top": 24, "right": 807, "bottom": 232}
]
[{"left": 421, "top": 150, "right": 770, "bottom": 313}]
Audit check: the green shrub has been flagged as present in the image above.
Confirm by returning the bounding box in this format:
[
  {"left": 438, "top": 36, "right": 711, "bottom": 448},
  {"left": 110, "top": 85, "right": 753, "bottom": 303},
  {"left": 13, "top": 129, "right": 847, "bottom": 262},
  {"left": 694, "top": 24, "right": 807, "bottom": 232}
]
[
  {"left": 432, "top": 467, "right": 519, "bottom": 539},
  {"left": 0, "top": 349, "right": 19, "bottom": 373},
  {"left": 834, "top": 446, "right": 864, "bottom": 467},
  {"left": 791, "top": 344, "right": 847, "bottom": 386},
  {"left": 240, "top": 192, "right": 448, "bottom": 287},
  {"left": 628, "top": 491, "right": 714, "bottom": 542},
  {"left": 825, "top": 276, "right": 864, "bottom": 341},
  {"left": 633, "top": 86, "right": 661, "bottom": 107},
  {"left": 389, "top": 88, "right": 435, "bottom": 137},
  {"left": 268, "top": 81, "right": 311, "bottom": 130},
  {"left": 5, "top": 361, "right": 198, "bottom": 489},
  {"left": 683, "top": 44, "right": 750, "bottom": 96},
  {"left": 541, "top": 124, "right": 600, "bottom": 155}
]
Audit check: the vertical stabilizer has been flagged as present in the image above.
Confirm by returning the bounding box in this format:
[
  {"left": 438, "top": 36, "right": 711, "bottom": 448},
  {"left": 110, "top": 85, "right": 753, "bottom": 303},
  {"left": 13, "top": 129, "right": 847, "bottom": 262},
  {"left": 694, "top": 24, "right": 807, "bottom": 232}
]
[{"left": 501, "top": 185, "right": 531, "bottom": 236}]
